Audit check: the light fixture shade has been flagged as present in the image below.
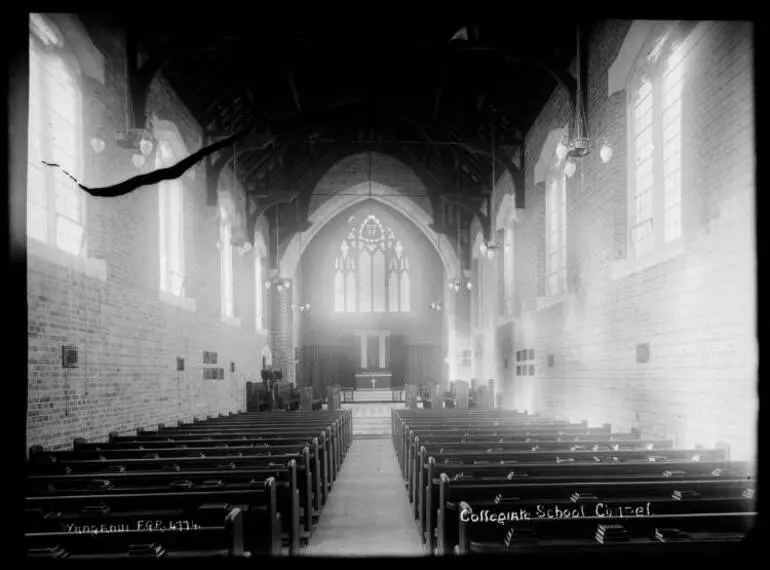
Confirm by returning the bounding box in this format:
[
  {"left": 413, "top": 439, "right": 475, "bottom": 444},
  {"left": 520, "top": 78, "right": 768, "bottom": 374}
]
[
  {"left": 132, "top": 153, "right": 145, "bottom": 168},
  {"left": 90, "top": 136, "right": 106, "bottom": 154},
  {"left": 284, "top": 280, "right": 291, "bottom": 289},
  {"left": 600, "top": 143, "right": 613, "bottom": 164},
  {"left": 276, "top": 284, "right": 284, "bottom": 293},
  {"left": 139, "top": 135, "right": 154, "bottom": 156},
  {"left": 465, "top": 281, "right": 473, "bottom": 290},
  {"left": 564, "top": 160, "right": 577, "bottom": 178},
  {"left": 264, "top": 280, "right": 272, "bottom": 290},
  {"left": 487, "top": 249, "right": 495, "bottom": 260},
  {"left": 447, "top": 281, "right": 454, "bottom": 291},
  {"left": 480, "top": 242, "right": 488, "bottom": 255},
  {"left": 555, "top": 141, "right": 568, "bottom": 161}
]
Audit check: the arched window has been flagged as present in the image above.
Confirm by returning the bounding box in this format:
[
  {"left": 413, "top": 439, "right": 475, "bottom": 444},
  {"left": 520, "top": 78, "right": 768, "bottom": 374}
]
[
  {"left": 334, "top": 214, "right": 410, "bottom": 313},
  {"left": 27, "top": 14, "right": 84, "bottom": 256},
  {"left": 220, "top": 207, "right": 234, "bottom": 318},
  {"left": 254, "top": 254, "right": 264, "bottom": 330},
  {"left": 156, "top": 139, "right": 185, "bottom": 296},
  {"left": 545, "top": 171, "right": 567, "bottom": 297},
  {"left": 628, "top": 26, "right": 685, "bottom": 257}
]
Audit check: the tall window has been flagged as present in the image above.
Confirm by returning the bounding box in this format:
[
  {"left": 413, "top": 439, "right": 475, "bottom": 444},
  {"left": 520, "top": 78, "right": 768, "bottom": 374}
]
[
  {"left": 157, "top": 140, "right": 185, "bottom": 296},
  {"left": 503, "top": 223, "right": 515, "bottom": 316},
  {"left": 255, "top": 255, "right": 264, "bottom": 330},
  {"left": 628, "top": 33, "right": 684, "bottom": 257},
  {"left": 27, "top": 15, "right": 84, "bottom": 256},
  {"left": 334, "top": 214, "right": 410, "bottom": 313},
  {"left": 220, "top": 207, "right": 234, "bottom": 318},
  {"left": 472, "top": 258, "right": 479, "bottom": 327},
  {"left": 545, "top": 173, "right": 567, "bottom": 296}
]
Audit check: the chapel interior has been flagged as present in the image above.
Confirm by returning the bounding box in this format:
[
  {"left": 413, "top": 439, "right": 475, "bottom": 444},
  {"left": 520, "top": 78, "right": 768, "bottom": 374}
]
[{"left": 15, "top": 13, "right": 758, "bottom": 557}]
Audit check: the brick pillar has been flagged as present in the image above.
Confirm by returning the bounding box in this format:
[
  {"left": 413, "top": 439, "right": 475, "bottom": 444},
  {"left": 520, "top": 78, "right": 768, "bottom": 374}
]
[{"left": 270, "top": 280, "right": 294, "bottom": 384}]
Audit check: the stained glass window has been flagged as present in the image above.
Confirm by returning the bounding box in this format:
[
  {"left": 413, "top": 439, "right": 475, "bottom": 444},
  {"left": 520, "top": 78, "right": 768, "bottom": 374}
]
[{"left": 334, "top": 214, "right": 410, "bottom": 312}]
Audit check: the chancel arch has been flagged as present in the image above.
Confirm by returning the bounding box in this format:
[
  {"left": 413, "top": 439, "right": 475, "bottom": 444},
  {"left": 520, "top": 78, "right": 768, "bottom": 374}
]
[{"left": 280, "top": 181, "right": 460, "bottom": 281}]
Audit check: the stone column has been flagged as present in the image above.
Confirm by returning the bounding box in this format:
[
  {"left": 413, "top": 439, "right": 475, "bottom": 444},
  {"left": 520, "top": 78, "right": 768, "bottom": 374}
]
[
  {"left": 360, "top": 334, "right": 367, "bottom": 368},
  {"left": 455, "top": 380, "right": 469, "bottom": 409},
  {"left": 379, "top": 333, "right": 386, "bottom": 368}
]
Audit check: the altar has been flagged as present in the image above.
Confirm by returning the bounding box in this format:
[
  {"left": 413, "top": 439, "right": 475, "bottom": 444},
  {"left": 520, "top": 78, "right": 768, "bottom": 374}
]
[{"left": 354, "top": 370, "right": 392, "bottom": 390}]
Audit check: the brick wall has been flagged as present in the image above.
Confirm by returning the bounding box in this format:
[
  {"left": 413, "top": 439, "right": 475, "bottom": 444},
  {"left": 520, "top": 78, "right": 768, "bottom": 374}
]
[
  {"left": 26, "top": 18, "right": 269, "bottom": 451},
  {"left": 482, "top": 20, "right": 756, "bottom": 459}
]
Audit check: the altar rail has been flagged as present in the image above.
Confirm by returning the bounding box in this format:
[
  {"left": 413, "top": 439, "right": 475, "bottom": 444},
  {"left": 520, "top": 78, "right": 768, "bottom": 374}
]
[{"left": 342, "top": 388, "right": 406, "bottom": 403}]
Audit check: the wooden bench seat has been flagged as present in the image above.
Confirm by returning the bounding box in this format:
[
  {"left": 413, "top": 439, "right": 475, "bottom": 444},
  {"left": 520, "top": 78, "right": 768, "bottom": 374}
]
[
  {"left": 32, "top": 442, "right": 326, "bottom": 512},
  {"left": 26, "top": 482, "right": 281, "bottom": 556},
  {"left": 114, "top": 428, "right": 342, "bottom": 483},
  {"left": 431, "top": 474, "right": 755, "bottom": 554},
  {"left": 455, "top": 503, "right": 755, "bottom": 555},
  {"left": 410, "top": 444, "right": 713, "bottom": 507},
  {"left": 29, "top": 463, "right": 313, "bottom": 532}
]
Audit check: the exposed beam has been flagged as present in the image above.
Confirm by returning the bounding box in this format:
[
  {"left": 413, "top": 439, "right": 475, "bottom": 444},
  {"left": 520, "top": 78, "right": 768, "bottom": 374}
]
[
  {"left": 284, "top": 63, "right": 302, "bottom": 113},
  {"left": 125, "top": 31, "right": 162, "bottom": 130}
]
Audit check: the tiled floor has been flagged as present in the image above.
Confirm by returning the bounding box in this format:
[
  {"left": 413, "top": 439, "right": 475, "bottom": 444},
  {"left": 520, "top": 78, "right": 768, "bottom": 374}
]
[{"left": 305, "top": 439, "right": 425, "bottom": 557}]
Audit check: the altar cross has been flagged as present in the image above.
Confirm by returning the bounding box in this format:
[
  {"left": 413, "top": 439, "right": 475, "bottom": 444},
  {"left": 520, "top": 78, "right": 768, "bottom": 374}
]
[{"left": 371, "top": 377, "right": 377, "bottom": 390}]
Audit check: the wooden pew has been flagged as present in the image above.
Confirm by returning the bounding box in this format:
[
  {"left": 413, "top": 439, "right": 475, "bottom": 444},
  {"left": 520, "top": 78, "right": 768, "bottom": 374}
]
[
  {"left": 401, "top": 425, "right": 615, "bottom": 482},
  {"left": 32, "top": 441, "right": 326, "bottom": 514},
  {"left": 433, "top": 473, "right": 755, "bottom": 554},
  {"left": 118, "top": 426, "right": 341, "bottom": 487},
  {"left": 26, "top": 480, "right": 282, "bottom": 557},
  {"left": 110, "top": 428, "right": 339, "bottom": 489},
  {"left": 408, "top": 438, "right": 675, "bottom": 507},
  {"left": 27, "top": 459, "right": 308, "bottom": 547},
  {"left": 421, "top": 452, "right": 746, "bottom": 550},
  {"left": 403, "top": 425, "right": 617, "bottom": 502},
  {"left": 455, "top": 501, "right": 754, "bottom": 554},
  {"left": 27, "top": 508, "right": 247, "bottom": 559},
  {"left": 194, "top": 411, "right": 352, "bottom": 463},
  {"left": 69, "top": 434, "right": 332, "bottom": 506}
]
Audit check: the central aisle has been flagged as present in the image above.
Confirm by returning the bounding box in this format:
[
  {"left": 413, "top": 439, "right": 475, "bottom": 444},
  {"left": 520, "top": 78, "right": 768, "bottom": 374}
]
[{"left": 305, "top": 438, "right": 425, "bottom": 556}]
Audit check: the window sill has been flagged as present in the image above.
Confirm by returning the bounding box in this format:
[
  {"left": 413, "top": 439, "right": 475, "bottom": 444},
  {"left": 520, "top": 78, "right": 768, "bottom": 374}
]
[
  {"left": 27, "top": 238, "right": 107, "bottom": 282},
  {"left": 222, "top": 314, "right": 242, "bottom": 328},
  {"left": 159, "top": 290, "right": 196, "bottom": 312},
  {"left": 536, "top": 291, "right": 568, "bottom": 312},
  {"left": 611, "top": 239, "right": 684, "bottom": 281}
]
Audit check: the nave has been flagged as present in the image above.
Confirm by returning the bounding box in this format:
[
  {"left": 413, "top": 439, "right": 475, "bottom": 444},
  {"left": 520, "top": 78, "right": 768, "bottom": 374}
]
[{"left": 25, "top": 403, "right": 756, "bottom": 558}]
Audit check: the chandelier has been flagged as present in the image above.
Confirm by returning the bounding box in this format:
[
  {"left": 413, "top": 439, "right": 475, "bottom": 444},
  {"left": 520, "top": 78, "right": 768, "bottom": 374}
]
[
  {"left": 447, "top": 277, "right": 472, "bottom": 293},
  {"left": 553, "top": 22, "right": 615, "bottom": 177}
]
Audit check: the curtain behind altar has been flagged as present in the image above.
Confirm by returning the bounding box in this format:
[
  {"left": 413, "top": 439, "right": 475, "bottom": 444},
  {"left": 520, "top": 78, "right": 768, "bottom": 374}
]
[
  {"left": 405, "top": 344, "right": 442, "bottom": 387},
  {"left": 299, "top": 340, "right": 358, "bottom": 396}
]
